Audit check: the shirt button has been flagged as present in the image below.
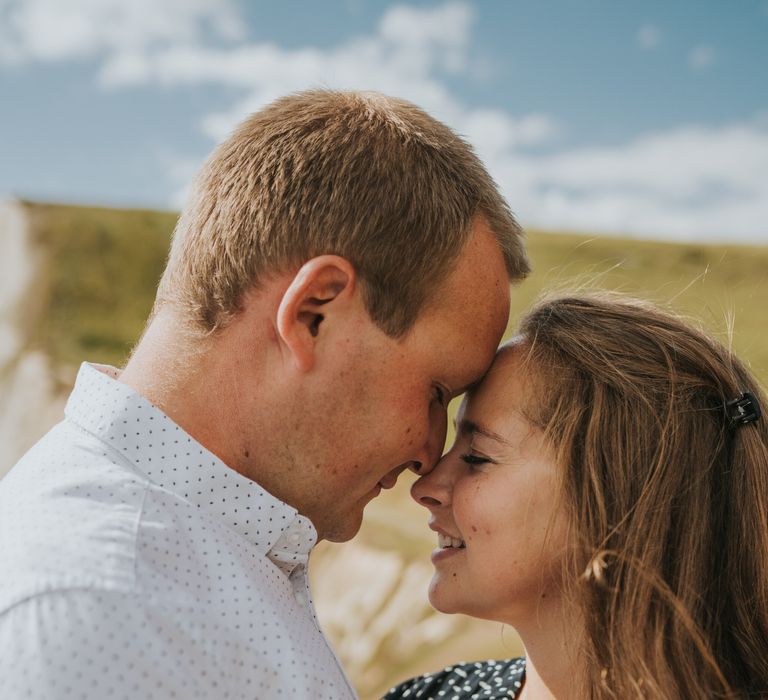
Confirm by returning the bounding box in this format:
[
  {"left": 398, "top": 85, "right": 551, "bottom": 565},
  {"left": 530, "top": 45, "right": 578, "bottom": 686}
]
[{"left": 288, "top": 532, "right": 300, "bottom": 545}]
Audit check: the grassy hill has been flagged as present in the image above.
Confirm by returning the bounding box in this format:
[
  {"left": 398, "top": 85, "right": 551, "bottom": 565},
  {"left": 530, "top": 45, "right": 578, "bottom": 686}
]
[
  {"left": 17, "top": 200, "right": 768, "bottom": 698},
  {"left": 24, "top": 200, "right": 768, "bottom": 381},
  {"left": 24, "top": 202, "right": 176, "bottom": 371}
]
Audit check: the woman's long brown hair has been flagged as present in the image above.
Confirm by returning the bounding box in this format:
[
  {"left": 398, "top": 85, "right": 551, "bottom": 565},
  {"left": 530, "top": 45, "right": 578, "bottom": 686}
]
[{"left": 517, "top": 292, "right": 768, "bottom": 699}]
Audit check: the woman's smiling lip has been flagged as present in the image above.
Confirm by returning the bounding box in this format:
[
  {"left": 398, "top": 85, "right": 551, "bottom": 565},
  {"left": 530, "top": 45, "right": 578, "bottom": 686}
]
[
  {"left": 429, "top": 522, "right": 465, "bottom": 542},
  {"left": 428, "top": 522, "right": 467, "bottom": 565},
  {"left": 431, "top": 546, "right": 465, "bottom": 564}
]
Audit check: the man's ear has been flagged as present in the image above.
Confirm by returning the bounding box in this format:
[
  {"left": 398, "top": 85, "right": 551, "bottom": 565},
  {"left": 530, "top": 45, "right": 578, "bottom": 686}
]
[{"left": 276, "top": 255, "right": 357, "bottom": 372}]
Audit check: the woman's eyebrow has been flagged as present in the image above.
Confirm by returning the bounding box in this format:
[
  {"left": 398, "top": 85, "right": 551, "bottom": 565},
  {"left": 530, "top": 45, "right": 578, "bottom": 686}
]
[{"left": 457, "top": 418, "right": 510, "bottom": 446}]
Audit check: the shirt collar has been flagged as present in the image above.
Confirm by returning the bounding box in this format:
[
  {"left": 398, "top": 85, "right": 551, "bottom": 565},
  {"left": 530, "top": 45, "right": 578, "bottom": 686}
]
[{"left": 65, "top": 362, "right": 317, "bottom": 567}]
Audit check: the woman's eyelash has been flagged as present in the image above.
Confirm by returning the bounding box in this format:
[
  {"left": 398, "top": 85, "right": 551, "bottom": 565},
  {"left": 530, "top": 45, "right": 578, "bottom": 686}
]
[{"left": 461, "top": 453, "right": 491, "bottom": 466}]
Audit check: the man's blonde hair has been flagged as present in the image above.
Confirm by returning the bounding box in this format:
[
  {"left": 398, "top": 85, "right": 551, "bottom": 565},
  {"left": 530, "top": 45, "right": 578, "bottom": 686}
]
[{"left": 156, "top": 89, "right": 529, "bottom": 336}]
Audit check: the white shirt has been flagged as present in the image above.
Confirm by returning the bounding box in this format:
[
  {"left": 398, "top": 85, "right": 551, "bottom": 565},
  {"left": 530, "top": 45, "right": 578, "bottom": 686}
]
[{"left": 0, "top": 363, "right": 357, "bottom": 700}]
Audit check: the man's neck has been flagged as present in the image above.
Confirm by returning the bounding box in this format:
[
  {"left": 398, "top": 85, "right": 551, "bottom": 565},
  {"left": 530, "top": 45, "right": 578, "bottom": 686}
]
[
  {"left": 118, "top": 304, "right": 322, "bottom": 526},
  {"left": 119, "top": 310, "right": 250, "bottom": 475}
]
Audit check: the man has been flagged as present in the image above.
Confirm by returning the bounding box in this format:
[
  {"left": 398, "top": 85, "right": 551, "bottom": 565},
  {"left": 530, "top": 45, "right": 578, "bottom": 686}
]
[{"left": 0, "top": 90, "right": 529, "bottom": 698}]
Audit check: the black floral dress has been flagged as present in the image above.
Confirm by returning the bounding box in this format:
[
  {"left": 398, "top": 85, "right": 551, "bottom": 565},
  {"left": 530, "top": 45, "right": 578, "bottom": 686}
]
[{"left": 382, "top": 657, "right": 526, "bottom": 699}]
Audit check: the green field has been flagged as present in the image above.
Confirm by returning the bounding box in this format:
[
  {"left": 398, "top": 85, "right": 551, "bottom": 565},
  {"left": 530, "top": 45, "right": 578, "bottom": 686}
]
[
  {"left": 23, "top": 201, "right": 176, "bottom": 371},
  {"left": 19, "top": 200, "right": 768, "bottom": 698},
  {"left": 24, "top": 201, "right": 768, "bottom": 383}
]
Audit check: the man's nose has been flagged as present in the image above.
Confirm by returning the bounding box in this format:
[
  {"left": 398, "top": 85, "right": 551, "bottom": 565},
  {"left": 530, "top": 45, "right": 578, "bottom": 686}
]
[{"left": 409, "top": 404, "right": 449, "bottom": 477}]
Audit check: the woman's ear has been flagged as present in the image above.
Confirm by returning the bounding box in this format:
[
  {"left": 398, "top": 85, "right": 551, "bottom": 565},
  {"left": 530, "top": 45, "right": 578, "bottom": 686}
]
[{"left": 276, "top": 255, "right": 357, "bottom": 372}]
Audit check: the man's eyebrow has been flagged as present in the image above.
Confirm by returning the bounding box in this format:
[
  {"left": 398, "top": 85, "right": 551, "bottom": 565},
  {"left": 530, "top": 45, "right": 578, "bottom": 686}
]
[{"left": 457, "top": 418, "right": 510, "bottom": 445}]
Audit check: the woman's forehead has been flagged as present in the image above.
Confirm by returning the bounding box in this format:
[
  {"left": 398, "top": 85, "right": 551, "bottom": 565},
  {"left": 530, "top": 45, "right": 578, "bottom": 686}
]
[{"left": 460, "top": 353, "right": 534, "bottom": 423}]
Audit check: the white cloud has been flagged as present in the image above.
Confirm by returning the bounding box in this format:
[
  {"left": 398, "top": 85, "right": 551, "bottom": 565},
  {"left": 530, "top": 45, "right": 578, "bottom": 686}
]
[
  {"left": 155, "top": 151, "right": 202, "bottom": 210},
  {"left": 636, "top": 24, "right": 661, "bottom": 50},
  {"left": 3, "top": 0, "right": 764, "bottom": 242},
  {"left": 97, "top": 2, "right": 476, "bottom": 96},
  {"left": 460, "top": 111, "right": 559, "bottom": 156},
  {"left": 0, "top": 0, "right": 244, "bottom": 64},
  {"left": 94, "top": 0, "right": 559, "bottom": 185},
  {"left": 688, "top": 44, "right": 716, "bottom": 70},
  {"left": 98, "top": 1, "right": 768, "bottom": 242},
  {"left": 500, "top": 118, "right": 768, "bottom": 241},
  {"left": 102, "top": 1, "right": 508, "bottom": 150},
  {"left": 378, "top": 1, "right": 472, "bottom": 73}
]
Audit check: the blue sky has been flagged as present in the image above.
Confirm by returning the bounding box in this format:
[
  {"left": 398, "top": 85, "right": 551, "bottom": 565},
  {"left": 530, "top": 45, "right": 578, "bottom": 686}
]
[{"left": 1, "top": 0, "right": 767, "bottom": 241}]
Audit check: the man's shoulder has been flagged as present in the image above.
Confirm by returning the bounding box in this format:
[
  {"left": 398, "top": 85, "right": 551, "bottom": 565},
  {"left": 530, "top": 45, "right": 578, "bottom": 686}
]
[
  {"left": 0, "top": 585, "right": 226, "bottom": 700},
  {"left": 0, "top": 420, "right": 152, "bottom": 613}
]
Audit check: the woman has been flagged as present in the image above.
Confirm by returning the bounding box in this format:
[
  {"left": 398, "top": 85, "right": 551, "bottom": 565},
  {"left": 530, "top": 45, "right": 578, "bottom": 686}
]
[{"left": 384, "top": 292, "right": 768, "bottom": 699}]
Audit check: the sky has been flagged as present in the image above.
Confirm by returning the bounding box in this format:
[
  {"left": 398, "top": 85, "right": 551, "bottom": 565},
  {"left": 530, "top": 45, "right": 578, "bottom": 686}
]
[{"left": 1, "top": 0, "right": 767, "bottom": 242}]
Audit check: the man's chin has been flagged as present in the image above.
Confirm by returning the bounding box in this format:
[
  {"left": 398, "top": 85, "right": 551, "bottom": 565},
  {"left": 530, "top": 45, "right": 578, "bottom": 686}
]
[
  {"left": 313, "top": 485, "right": 386, "bottom": 542},
  {"left": 316, "top": 508, "right": 365, "bottom": 543}
]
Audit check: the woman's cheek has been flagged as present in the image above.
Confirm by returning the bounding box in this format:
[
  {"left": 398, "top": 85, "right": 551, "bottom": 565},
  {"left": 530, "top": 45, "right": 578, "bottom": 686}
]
[{"left": 453, "top": 480, "right": 494, "bottom": 541}]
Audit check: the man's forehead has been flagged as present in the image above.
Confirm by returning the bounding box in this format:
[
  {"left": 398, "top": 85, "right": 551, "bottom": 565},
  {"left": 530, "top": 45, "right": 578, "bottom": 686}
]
[{"left": 399, "top": 218, "right": 512, "bottom": 388}]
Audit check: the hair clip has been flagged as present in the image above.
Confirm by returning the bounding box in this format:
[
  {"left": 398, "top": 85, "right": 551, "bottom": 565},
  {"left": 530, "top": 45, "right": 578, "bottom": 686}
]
[{"left": 726, "top": 391, "right": 761, "bottom": 427}]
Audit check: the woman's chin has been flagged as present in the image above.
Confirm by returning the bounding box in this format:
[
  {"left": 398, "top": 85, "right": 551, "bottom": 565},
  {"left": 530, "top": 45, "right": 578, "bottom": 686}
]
[{"left": 427, "top": 577, "right": 464, "bottom": 615}]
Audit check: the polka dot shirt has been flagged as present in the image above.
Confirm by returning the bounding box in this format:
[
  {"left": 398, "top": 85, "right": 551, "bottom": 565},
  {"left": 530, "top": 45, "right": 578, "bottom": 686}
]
[
  {"left": 0, "top": 363, "right": 357, "bottom": 699},
  {"left": 382, "top": 658, "right": 526, "bottom": 699}
]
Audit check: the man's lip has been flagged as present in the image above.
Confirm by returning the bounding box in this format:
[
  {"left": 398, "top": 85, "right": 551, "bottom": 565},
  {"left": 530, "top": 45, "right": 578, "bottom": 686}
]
[
  {"left": 378, "top": 465, "right": 408, "bottom": 490},
  {"left": 377, "top": 476, "right": 397, "bottom": 490}
]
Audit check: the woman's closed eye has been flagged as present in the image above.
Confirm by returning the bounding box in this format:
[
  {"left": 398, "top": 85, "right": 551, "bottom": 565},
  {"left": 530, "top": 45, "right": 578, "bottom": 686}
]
[{"left": 460, "top": 452, "right": 494, "bottom": 470}]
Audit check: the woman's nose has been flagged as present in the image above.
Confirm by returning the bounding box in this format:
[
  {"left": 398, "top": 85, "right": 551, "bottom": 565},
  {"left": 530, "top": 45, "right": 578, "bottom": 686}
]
[{"left": 410, "top": 456, "right": 452, "bottom": 508}]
